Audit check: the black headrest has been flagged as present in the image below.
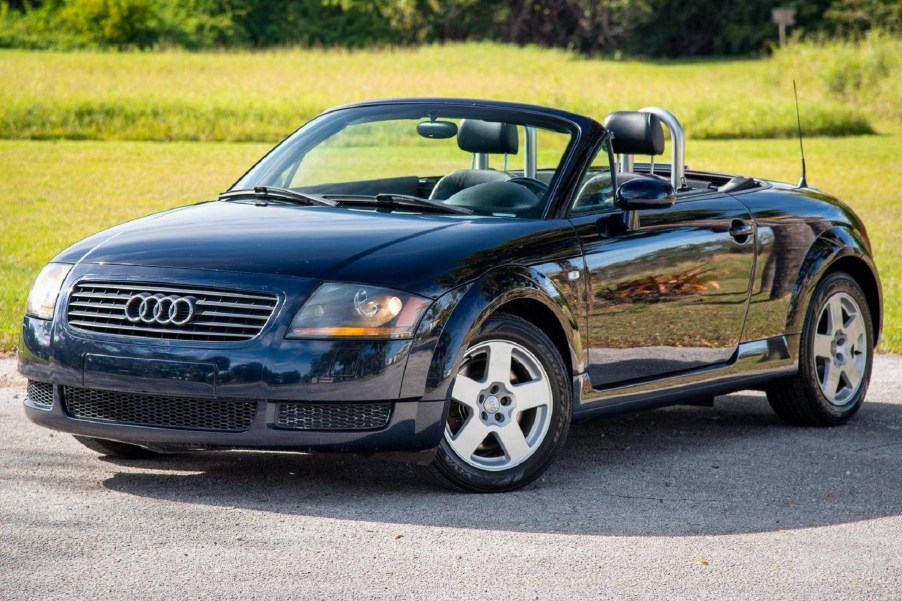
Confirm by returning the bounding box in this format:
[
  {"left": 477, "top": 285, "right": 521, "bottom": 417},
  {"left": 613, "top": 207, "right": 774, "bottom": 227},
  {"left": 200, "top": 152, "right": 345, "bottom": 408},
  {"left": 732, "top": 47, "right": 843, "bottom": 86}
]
[
  {"left": 457, "top": 120, "right": 518, "bottom": 154},
  {"left": 603, "top": 111, "right": 665, "bottom": 156}
]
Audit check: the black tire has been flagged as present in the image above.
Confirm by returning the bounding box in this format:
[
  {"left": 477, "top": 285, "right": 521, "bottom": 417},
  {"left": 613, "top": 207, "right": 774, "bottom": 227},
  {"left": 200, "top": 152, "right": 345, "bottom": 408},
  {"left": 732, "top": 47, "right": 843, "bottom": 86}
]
[
  {"left": 427, "top": 313, "right": 571, "bottom": 492},
  {"left": 73, "top": 435, "right": 165, "bottom": 459},
  {"left": 766, "top": 272, "right": 874, "bottom": 426}
]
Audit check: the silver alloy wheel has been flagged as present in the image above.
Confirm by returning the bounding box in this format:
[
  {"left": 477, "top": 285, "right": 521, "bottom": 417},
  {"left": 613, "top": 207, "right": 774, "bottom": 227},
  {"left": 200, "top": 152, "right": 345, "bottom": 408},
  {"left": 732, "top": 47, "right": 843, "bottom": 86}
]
[
  {"left": 445, "top": 339, "right": 553, "bottom": 471},
  {"left": 813, "top": 291, "right": 867, "bottom": 405}
]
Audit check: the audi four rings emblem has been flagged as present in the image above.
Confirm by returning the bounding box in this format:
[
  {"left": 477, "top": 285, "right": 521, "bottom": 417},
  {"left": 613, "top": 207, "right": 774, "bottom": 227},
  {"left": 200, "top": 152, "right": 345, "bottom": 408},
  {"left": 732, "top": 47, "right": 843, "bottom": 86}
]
[{"left": 124, "top": 293, "right": 196, "bottom": 326}]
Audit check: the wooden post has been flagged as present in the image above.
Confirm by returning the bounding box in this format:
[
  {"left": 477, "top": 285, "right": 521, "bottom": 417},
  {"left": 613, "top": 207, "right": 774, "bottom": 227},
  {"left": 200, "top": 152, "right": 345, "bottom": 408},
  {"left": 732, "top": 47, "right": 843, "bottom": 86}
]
[{"left": 772, "top": 8, "right": 797, "bottom": 47}]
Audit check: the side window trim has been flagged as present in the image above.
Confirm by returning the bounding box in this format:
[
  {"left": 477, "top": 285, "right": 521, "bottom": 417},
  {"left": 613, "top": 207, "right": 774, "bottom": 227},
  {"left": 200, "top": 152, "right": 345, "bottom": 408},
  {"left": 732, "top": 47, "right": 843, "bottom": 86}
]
[{"left": 566, "top": 136, "right": 619, "bottom": 218}]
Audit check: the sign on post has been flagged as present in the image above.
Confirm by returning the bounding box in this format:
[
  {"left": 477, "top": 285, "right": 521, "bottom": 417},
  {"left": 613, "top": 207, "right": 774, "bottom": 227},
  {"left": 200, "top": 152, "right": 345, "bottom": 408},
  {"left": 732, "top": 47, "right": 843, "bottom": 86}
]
[{"left": 772, "top": 8, "right": 797, "bottom": 47}]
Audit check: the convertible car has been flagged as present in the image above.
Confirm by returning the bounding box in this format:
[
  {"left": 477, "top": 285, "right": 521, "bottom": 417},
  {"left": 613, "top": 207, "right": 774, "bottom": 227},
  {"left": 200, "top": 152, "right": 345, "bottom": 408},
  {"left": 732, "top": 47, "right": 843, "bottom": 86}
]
[{"left": 20, "top": 98, "right": 881, "bottom": 492}]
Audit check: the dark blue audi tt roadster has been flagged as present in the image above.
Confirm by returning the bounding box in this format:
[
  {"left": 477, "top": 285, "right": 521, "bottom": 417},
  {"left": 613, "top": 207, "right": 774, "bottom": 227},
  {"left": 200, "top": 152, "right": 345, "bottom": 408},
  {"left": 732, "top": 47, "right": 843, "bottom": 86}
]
[{"left": 20, "top": 99, "right": 881, "bottom": 491}]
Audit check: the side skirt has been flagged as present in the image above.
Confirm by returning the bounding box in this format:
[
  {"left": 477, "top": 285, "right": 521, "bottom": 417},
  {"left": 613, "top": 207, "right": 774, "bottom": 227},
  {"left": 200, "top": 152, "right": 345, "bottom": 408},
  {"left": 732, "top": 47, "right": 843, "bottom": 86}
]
[{"left": 572, "top": 335, "right": 799, "bottom": 422}]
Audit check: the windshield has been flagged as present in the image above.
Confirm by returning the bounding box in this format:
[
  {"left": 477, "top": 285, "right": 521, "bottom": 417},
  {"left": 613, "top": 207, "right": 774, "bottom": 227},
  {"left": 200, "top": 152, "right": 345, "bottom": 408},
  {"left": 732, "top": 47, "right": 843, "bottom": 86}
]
[{"left": 233, "top": 104, "right": 576, "bottom": 219}]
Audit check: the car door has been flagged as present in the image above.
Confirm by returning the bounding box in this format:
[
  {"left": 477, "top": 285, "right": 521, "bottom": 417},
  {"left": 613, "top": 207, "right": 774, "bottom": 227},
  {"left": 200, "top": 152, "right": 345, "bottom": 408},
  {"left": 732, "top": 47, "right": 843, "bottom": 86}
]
[{"left": 568, "top": 160, "right": 756, "bottom": 388}]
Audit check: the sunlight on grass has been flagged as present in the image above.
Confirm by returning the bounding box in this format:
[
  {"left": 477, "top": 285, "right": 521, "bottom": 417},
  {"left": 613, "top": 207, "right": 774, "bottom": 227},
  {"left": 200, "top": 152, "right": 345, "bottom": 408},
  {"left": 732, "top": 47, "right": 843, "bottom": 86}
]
[
  {"left": 0, "top": 136, "right": 898, "bottom": 352},
  {"left": 0, "top": 141, "right": 268, "bottom": 350},
  {"left": 1, "top": 39, "right": 896, "bottom": 143}
]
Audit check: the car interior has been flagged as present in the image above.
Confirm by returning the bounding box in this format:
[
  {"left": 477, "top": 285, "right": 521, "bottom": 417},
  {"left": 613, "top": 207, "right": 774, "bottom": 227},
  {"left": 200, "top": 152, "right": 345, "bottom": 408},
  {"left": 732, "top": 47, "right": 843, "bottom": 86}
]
[
  {"left": 423, "top": 119, "right": 556, "bottom": 218},
  {"left": 288, "top": 108, "right": 762, "bottom": 219},
  {"left": 289, "top": 117, "right": 559, "bottom": 218},
  {"left": 421, "top": 111, "right": 763, "bottom": 217}
]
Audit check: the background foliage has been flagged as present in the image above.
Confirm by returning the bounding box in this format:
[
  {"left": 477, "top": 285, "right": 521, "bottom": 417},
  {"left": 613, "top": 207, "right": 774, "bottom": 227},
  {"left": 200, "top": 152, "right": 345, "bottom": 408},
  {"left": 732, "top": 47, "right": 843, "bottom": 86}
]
[
  {"left": 1, "top": 0, "right": 899, "bottom": 54},
  {"left": 1, "top": 35, "right": 898, "bottom": 143}
]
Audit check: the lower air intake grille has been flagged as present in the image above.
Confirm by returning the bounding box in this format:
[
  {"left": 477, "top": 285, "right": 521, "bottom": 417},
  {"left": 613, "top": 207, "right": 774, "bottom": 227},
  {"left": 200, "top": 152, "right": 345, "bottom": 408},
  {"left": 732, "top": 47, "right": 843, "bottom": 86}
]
[
  {"left": 275, "top": 402, "right": 392, "bottom": 431},
  {"left": 63, "top": 387, "right": 257, "bottom": 432},
  {"left": 27, "top": 381, "right": 54, "bottom": 408}
]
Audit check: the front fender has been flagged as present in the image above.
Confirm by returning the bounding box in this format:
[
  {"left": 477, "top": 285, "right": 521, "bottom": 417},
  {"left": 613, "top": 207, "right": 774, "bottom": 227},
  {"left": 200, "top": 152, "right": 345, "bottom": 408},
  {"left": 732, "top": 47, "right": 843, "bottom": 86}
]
[
  {"left": 786, "top": 225, "right": 882, "bottom": 338},
  {"left": 400, "top": 264, "right": 584, "bottom": 403}
]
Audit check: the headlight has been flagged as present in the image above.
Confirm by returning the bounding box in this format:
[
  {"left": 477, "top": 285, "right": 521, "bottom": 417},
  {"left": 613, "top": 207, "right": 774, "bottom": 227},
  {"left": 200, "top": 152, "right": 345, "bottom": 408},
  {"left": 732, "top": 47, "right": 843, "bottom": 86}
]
[
  {"left": 287, "top": 283, "right": 430, "bottom": 339},
  {"left": 26, "top": 263, "right": 72, "bottom": 320}
]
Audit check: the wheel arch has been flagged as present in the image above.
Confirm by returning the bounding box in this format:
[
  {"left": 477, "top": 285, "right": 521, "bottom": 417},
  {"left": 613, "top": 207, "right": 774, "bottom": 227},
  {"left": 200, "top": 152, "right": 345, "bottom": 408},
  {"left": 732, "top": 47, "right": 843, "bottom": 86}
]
[
  {"left": 823, "top": 255, "right": 882, "bottom": 344},
  {"left": 403, "top": 265, "right": 584, "bottom": 403},
  {"left": 494, "top": 297, "right": 573, "bottom": 378},
  {"left": 787, "top": 226, "right": 882, "bottom": 345}
]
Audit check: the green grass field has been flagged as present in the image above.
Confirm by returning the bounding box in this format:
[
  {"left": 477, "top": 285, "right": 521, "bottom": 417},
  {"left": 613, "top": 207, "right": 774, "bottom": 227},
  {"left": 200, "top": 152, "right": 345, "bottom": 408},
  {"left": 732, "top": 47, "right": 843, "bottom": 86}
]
[
  {"left": 1, "top": 134, "right": 898, "bottom": 352},
  {"left": 0, "top": 41, "right": 898, "bottom": 352},
  {"left": 0, "top": 38, "right": 898, "bottom": 142}
]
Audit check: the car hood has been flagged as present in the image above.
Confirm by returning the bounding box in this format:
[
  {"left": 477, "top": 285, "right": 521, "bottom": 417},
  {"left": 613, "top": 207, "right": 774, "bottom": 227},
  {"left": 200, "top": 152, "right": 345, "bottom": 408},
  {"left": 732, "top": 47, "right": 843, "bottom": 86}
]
[{"left": 55, "top": 201, "right": 575, "bottom": 298}]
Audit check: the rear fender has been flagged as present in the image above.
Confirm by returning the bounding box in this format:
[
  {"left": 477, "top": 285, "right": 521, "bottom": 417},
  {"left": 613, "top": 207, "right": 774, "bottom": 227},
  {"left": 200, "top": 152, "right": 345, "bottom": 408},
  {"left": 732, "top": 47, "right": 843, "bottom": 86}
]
[{"left": 787, "top": 225, "right": 882, "bottom": 343}]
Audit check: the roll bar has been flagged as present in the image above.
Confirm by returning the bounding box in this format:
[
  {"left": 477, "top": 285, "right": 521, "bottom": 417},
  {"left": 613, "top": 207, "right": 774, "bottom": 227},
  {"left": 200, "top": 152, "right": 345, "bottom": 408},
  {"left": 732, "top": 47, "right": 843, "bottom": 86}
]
[
  {"left": 524, "top": 126, "right": 537, "bottom": 179},
  {"left": 638, "top": 107, "right": 687, "bottom": 191}
]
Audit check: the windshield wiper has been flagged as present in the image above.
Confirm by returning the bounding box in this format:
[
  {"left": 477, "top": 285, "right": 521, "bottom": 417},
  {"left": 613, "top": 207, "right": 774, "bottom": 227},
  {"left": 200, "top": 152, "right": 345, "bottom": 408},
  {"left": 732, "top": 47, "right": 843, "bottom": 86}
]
[
  {"left": 219, "top": 186, "right": 336, "bottom": 207},
  {"left": 325, "top": 193, "right": 472, "bottom": 215}
]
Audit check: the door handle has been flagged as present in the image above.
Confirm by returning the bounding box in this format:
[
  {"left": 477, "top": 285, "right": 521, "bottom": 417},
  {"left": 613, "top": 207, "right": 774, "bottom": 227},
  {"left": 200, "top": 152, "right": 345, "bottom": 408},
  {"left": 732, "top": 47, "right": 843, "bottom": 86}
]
[{"left": 729, "top": 220, "right": 754, "bottom": 241}]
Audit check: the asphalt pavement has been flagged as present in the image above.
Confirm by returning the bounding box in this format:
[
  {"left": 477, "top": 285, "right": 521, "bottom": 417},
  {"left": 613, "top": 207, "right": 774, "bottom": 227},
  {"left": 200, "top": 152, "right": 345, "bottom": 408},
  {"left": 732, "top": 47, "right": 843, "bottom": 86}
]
[{"left": 1, "top": 355, "right": 900, "bottom": 600}]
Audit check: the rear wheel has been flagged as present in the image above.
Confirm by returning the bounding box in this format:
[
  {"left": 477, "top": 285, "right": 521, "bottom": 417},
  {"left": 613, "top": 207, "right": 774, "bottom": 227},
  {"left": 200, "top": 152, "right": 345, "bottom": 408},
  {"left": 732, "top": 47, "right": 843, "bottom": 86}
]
[
  {"left": 766, "top": 272, "right": 874, "bottom": 426},
  {"left": 73, "top": 435, "right": 165, "bottom": 459},
  {"left": 428, "top": 314, "right": 571, "bottom": 492}
]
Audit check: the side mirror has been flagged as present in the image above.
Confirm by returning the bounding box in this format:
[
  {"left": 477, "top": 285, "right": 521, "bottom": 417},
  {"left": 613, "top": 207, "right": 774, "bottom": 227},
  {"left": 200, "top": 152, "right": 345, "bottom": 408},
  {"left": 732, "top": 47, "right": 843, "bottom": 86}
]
[{"left": 615, "top": 176, "right": 676, "bottom": 210}]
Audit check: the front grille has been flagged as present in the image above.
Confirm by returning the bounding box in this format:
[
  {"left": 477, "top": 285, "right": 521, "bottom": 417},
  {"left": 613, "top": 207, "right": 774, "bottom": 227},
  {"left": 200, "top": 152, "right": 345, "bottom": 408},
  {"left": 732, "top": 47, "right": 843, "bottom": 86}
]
[
  {"left": 275, "top": 402, "right": 393, "bottom": 431},
  {"left": 66, "top": 281, "right": 278, "bottom": 342},
  {"left": 63, "top": 387, "right": 257, "bottom": 432},
  {"left": 26, "top": 381, "right": 54, "bottom": 408}
]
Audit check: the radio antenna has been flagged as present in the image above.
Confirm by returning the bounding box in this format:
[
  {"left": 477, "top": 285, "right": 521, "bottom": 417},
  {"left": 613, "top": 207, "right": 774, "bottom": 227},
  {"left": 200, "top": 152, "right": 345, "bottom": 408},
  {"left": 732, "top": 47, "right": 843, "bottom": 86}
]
[{"left": 793, "top": 80, "right": 808, "bottom": 188}]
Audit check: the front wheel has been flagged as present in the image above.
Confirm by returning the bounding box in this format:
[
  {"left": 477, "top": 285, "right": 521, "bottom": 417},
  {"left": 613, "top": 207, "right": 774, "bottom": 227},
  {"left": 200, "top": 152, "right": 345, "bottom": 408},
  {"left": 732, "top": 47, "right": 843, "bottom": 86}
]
[
  {"left": 766, "top": 272, "right": 874, "bottom": 426},
  {"left": 428, "top": 314, "right": 571, "bottom": 492}
]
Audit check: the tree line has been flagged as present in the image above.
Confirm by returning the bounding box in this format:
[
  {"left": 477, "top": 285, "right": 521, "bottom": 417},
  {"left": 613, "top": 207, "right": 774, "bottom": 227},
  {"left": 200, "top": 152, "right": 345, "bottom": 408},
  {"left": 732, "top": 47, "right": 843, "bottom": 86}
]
[{"left": 1, "top": 0, "right": 898, "bottom": 55}]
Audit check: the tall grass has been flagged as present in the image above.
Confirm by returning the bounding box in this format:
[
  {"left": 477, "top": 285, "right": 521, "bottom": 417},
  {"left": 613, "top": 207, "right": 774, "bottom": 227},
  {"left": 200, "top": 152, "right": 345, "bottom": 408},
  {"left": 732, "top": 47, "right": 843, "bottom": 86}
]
[
  {"left": 0, "top": 38, "right": 897, "bottom": 143},
  {"left": 770, "top": 31, "right": 900, "bottom": 131}
]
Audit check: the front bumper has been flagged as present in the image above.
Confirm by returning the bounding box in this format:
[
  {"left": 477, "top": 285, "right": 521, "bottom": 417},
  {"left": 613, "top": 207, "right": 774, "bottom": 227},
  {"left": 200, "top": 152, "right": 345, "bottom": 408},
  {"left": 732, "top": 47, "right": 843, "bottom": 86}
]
[
  {"left": 18, "top": 265, "right": 449, "bottom": 456},
  {"left": 23, "top": 385, "right": 444, "bottom": 455}
]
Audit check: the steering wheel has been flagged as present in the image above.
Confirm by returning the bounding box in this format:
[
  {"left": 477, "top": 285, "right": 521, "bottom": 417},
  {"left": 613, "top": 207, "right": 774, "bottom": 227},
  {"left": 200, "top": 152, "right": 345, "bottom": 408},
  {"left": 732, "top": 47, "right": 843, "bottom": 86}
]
[{"left": 507, "top": 177, "right": 549, "bottom": 198}]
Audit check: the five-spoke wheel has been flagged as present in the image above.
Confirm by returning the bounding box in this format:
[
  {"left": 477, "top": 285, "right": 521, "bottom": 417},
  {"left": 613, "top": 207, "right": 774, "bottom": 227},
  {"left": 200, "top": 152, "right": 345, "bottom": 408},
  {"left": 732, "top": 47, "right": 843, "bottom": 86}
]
[
  {"left": 811, "top": 291, "right": 867, "bottom": 405},
  {"left": 428, "top": 313, "right": 571, "bottom": 492},
  {"left": 767, "top": 272, "right": 873, "bottom": 426},
  {"left": 446, "top": 339, "right": 553, "bottom": 471}
]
